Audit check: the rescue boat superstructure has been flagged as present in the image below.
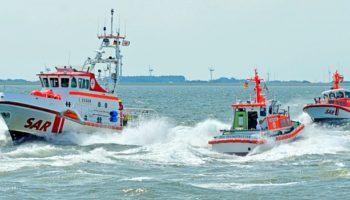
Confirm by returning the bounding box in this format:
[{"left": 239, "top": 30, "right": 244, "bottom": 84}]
[
  {"left": 208, "top": 70, "right": 304, "bottom": 156},
  {"left": 0, "top": 9, "right": 153, "bottom": 143},
  {"left": 303, "top": 71, "right": 350, "bottom": 123}
]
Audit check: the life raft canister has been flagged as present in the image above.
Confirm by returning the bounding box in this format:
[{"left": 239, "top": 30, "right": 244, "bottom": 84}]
[
  {"left": 110, "top": 110, "right": 118, "bottom": 122},
  {"left": 30, "top": 90, "right": 62, "bottom": 100}
]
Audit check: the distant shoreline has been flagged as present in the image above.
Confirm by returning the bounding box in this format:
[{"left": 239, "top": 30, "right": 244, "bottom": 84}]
[{"left": 1, "top": 81, "right": 349, "bottom": 87}]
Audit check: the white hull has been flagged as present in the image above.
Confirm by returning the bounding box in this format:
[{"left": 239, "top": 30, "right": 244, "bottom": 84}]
[
  {"left": 303, "top": 104, "right": 350, "bottom": 122},
  {"left": 0, "top": 93, "right": 122, "bottom": 143},
  {"left": 211, "top": 142, "right": 258, "bottom": 156}
]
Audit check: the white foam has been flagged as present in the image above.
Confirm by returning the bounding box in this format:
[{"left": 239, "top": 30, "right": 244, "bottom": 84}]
[
  {"left": 0, "top": 116, "right": 10, "bottom": 145},
  {"left": 229, "top": 121, "right": 350, "bottom": 162},
  {"left": 191, "top": 181, "right": 300, "bottom": 191},
  {"left": 111, "top": 118, "right": 229, "bottom": 166},
  {"left": 120, "top": 176, "right": 154, "bottom": 182},
  {"left": 0, "top": 146, "right": 116, "bottom": 172},
  {"left": 39, "top": 115, "right": 350, "bottom": 165}
]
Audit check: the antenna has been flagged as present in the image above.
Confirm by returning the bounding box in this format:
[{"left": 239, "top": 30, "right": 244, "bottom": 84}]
[
  {"left": 103, "top": 17, "right": 107, "bottom": 36},
  {"left": 209, "top": 67, "right": 214, "bottom": 81},
  {"left": 118, "top": 14, "right": 121, "bottom": 34},
  {"left": 124, "top": 20, "right": 127, "bottom": 37},
  {"left": 111, "top": 9, "right": 114, "bottom": 35},
  {"left": 67, "top": 52, "right": 71, "bottom": 66},
  {"left": 267, "top": 72, "right": 270, "bottom": 82}
]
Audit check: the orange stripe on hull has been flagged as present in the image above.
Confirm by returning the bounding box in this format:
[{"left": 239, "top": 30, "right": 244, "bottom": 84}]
[
  {"left": 276, "top": 124, "right": 304, "bottom": 141},
  {"left": 208, "top": 138, "right": 265, "bottom": 145},
  {"left": 69, "top": 91, "right": 119, "bottom": 101},
  {"left": 52, "top": 116, "right": 61, "bottom": 134},
  {"left": 208, "top": 124, "right": 304, "bottom": 145}
]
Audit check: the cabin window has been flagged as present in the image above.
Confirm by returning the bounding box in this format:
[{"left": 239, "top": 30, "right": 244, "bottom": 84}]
[
  {"left": 78, "top": 78, "right": 84, "bottom": 89},
  {"left": 42, "top": 78, "right": 49, "bottom": 87},
  {"left": 104, "top": 102, "right": 108, "bottom": 108},
  {"left": 98, "top": 102, "right": 101, "bottom": 107},
  {"left": 71, "top": 77, "right": 77, "bottom": 88},
  {"left": 84, "top": 79, "right": 90, "bottom": 89},
  {"left": 336, "top": 91, "right": 344, "bottom": 98},
  {"left": 61, "top": 78, "right": 69, "bottom": 87},
  {"left": 50, "top": 78, "right": 59, "bottom": 87},
  {"left": 323, "top": 94, "right": 328, "bottom": 99},
  {"left": 247, "top": 111, "right": 258, "bottom": 130},
  {"left": 280, "top": 119, "right": 287, "bottom": 127},
  {"left": 260, "top": 107, "right": 266, "bottom": 116},
  {"left": 329, "top": 92, "right": 335, "bottom": 99},
  {"left": 39, "top": 78, "right": 44, "bottom": 87},
  {"left": 345, "top": 92, "right": 350, "bottom": 98}
]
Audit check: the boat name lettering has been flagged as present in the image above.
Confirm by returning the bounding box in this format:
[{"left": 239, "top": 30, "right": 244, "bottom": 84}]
[
  {"left": 24, "top": 118, "right": 52, "bottom": 132},
  {"left": 325, "top": 109, "right": 335, "bottom": 115}
]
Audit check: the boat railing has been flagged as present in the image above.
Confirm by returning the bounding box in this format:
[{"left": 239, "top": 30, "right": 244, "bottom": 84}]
[
  {"left": 215, "top": 131, "right": 259, "bottom": 139},
  {"left": 312, "top": 97, "right": 349, "bottom": 107},
  {"left": 123, "top": 108, "right": 158, "bottom": 121}
]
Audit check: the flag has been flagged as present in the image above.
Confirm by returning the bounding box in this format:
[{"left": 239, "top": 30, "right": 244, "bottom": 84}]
[
  {"left": 263, "top": 83, "right": 269, "bottom": 91},
  {"left": 243, "top": 81, "right": 248, "bottom": 89},
  {"left": 122, "top": 40, "right": 130, "bottom": 46}
]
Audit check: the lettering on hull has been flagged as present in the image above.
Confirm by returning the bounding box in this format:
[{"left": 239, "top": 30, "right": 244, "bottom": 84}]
[
  {"left": 325, "top": 108, "right": 339, "bottom": 116},
  {"left": 24, "top": 118, "right": 52, "bottom": 132}
]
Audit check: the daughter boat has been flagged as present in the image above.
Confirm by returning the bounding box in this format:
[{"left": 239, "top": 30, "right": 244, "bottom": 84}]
[
  {"left": 208, "top": 70, "right": 304, "bottom": 155},
  {"left": 0, "top": 10, "right": 155, "bottom": 143},
  {"left": 303, "top": 71, "right": 350, "bottom": 123}
]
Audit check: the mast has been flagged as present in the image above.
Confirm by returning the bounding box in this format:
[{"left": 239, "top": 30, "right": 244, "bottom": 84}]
[
  {"left": 111, "top": 9, "right": 114, "bottom": 35},
  {"left": 247, "top": 69, "right": 265, "bottom": 103},
  {"left": 332, "top": 70, "right": 344, "bottom": 90},
  {"left": 83, "top": 9, "right": 130, "bottom": 94}
]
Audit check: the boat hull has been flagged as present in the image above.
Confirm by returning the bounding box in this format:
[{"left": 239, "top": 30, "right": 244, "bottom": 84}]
[
  {"left": 211, "top": 142, "right": 258, "bottom": 156},
  {"left": 303, "top": 104, "right": 350, "bottom": 123},
  {"left": 209, "top": 122, "right": 304, "bottom": 155},
  {"left": 0, "top": 94, "right": 123, "bottom": 144}
]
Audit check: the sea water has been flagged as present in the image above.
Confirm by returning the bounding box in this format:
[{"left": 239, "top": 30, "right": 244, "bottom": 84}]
[{"left": 0, "top": 84, "right": 349, "bottom": 199}]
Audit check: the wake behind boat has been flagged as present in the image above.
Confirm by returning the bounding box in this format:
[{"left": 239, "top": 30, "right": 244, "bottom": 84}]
[
  {"left": 208, "top": 70, "right": 304, "bottom": 156},
  {"left": 0, "top": 10, "right": 155, "bottom": 144},
  {"left": 303, "top": 71, "right": 350, "bottom": 123}
]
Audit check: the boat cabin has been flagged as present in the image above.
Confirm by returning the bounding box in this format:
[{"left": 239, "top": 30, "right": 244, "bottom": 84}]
[
  {"left": 322, "top": 89, "right": 350, "bottom": 100},
  {"left": 231, "top": 99, "right": 290, "bottom": 131},
  {"left": 313, "top": 89, "right": 350, "bottom": 107},
  {"left": 32, "top": 66, "right": 107, "bottom": 99}
]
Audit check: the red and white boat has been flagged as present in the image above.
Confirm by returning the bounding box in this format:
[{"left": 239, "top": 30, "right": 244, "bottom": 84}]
[
  {"left": 208, "top": 70, "right": 304, "bottom": 156},
  {"left": 0, "top": 10, "right": 155, "bottom": 144},
  {"left": 303, "top": 71, "right": 350, "bottom": 123}
]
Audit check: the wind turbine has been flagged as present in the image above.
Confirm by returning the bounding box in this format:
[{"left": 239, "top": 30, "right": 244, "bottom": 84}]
[
  {"left": 149, "top": 65, "right": 154, "bottom": 77},
  {"left": 209, "top": 67, "right": 214, "bottom": 81}
]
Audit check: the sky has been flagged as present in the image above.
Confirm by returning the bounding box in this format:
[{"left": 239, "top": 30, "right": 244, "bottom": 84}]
[{"left": 0, "top": 0, "right": 350, "bottom": 81}]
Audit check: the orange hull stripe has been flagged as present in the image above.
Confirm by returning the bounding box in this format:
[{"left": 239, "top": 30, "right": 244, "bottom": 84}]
[
  {"left": 208, "top": 124, "right": 304, "bottom": 145},
  {"left": 232, "top": 103, "right": 266, "bottom": 108},
  {"left": 208, "top": 138, "right": 265, "bottom": 145},
  {"left": 52, "top": 116, "right": 61, "bottom": 134},
  {"left": 69, "top": 91, "right": 119, "bottom": 101}
]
